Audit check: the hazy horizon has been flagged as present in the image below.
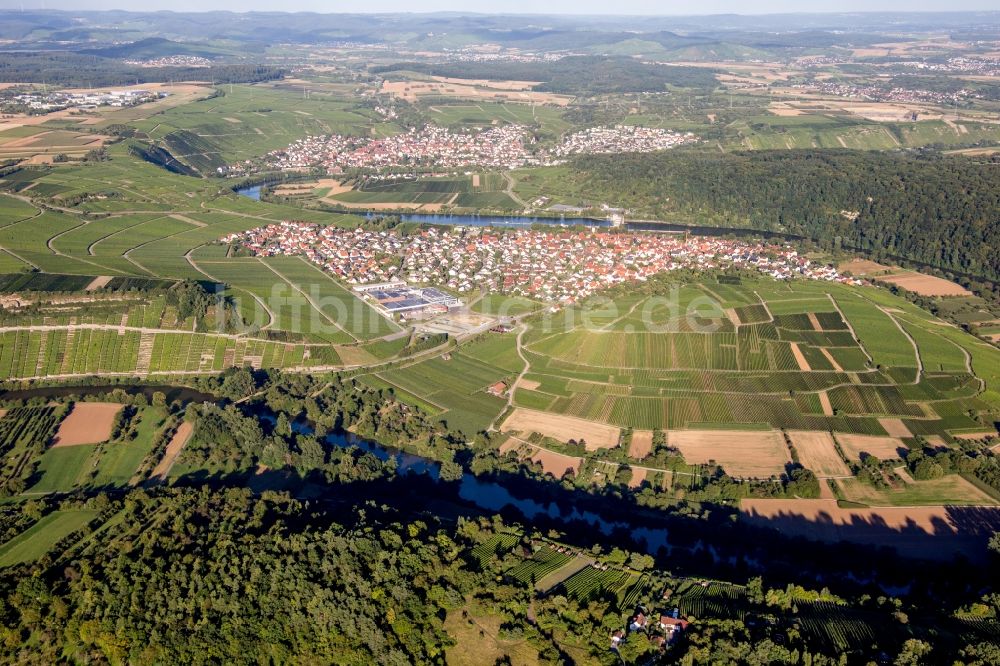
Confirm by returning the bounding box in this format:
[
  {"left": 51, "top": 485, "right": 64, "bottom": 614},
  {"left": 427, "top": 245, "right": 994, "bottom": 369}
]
[{"left": 3, "top": 1, "right": 999, "bottom": 16}]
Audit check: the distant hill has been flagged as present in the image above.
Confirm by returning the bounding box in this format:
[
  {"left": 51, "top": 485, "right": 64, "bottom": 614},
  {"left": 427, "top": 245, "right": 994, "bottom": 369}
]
[{"left": 81, "top": 37, "right": 221, "bottom": 60}]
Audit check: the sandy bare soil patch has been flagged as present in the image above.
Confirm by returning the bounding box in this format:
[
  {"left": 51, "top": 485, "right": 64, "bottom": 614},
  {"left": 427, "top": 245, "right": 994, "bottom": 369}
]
[
  {"left": 818, "top": 391, "right": 834, "bottom": 416},
  {"left": 668, "top": 429, "right": 790, "bottom": 478},
  {"left": 84, "top": 276, "right": 112, "bottom": 292},
  {"left": 819, "top": 349, "right": 843, "bottom": 372},
  {"left": 286, "top": 178, "right": 353, "bottom": 199},
  {"left": 629, "top": 430, "right": 654, "bottom": 459},
  {"left": 53, "top": 402, "right": 122, "bottom": 447},
  {"left": 628, "top": 466, "right": 648, "bottom": 489},
  {"left": 222, "top": 117, "right": 242, "bottom": 123},
  {"left": 149, "top": 421, "right": 194, "bottom": 481},
  {"left": 807, "top": 312, "right": 822, "bottom": 331},
  {"left": 472, "top": 174, "right": 480, "bottom": 188},
  {"left": 894, "top": 465, "right": 916, "bottom": 484},
  {"left": 878, "top": 418, "right": 913, "bottom": 438},
  {"left": 787, "top": 431, "right": 850, "bottom": 477},
  {"left": 881, "top": 272, "right": 972, "bottom": 297},
  {"left": 741, "top": 498, "right": 1000, "bottom": 561},
  {"left": 768, "top": 103, "right": 806, "bottom": 117},
  {"left": 530, "top": 447, "right": 582, "bottom": 478},
  {"left": 837, "top": 433, "right": 907, "bottom": 462},
  {"left": 169, "top": 214, "right": 205, "bottom": 227},
  {"left": 838, "top": 258, "right": 894, "bottom": 276},
  {"left": 517, "top": 378, "right": 540, "bottom": 391},
  {"left": 502, "top": 408, "right": 620, "bottom": 450},
  {"left": 790, "top": 343, "right": 811, "bottom": 371},
  {"left": 499, "top": 437, "right": 521, "bottom": 456}
]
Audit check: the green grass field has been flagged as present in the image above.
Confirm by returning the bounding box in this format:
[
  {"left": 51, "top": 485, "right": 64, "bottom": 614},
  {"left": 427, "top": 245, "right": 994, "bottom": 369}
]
[{"left": 0, "top": 509, "right": 99, "bottom": 567}]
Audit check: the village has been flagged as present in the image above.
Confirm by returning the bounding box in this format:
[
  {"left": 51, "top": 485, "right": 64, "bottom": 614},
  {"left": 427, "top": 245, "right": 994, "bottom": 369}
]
[
  {"left": 222, "top": 221, "right": 860, "bottom": 305},
  {"left": 794, "top": 80, "right": 977, "bottom": 106},
  {"left": 220, "top": 123, "right": 698, "bottom": 176},
  {"left": 551, "top": 125, "right": 699, "bottom": 157},
  {"left": 123, "top": 55, "right": 213, "bottom": 68}
]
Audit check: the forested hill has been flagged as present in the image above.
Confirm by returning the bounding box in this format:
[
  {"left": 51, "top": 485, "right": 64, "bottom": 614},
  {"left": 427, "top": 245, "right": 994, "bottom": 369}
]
[
  {"left": 0, "top": 53, "right": 283, "bottom": 87},
  {"left": 574, "top": 150, "right": 1000, "bottom": 282}
]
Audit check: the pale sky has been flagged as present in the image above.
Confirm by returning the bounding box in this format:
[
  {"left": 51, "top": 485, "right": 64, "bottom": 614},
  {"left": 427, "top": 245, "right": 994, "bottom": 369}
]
[{"left": 2, "top": 1, "right": 998, "bottom": 14}]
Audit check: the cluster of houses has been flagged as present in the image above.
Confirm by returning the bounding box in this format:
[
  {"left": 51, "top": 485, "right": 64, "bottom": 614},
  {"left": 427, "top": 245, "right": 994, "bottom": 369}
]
[
  {"left": 221, "top": 124, "right": 537, "bottom": 176},
  {"left": 613, "top": 607, "right": 690, "bottom": 652},
  {"left": 221, "top": 222, "right": 407, "bottom": 284},
  {"left": 901, "top": 57, "right": 1000, "bottom": 77},
  {"left": 222, "top": 221, "right": 860, "bottom": 306},
  {"left": 794, "top": 81, "right": 977, "bottom": 106},
  {"left": 122, "top": 55, "right": 212, "bottom": 68},
  {"left": 440, "top": 48, "right": 567, "bottom": 64},
  {"left": 221, "top": 121, "right": 702, "bottom": 177},
  {"left": 3, "top": 88, "right": 161, "bottom": 113},
  {"left": 550, "top": 125, "right": 698, "bottom": 157}
]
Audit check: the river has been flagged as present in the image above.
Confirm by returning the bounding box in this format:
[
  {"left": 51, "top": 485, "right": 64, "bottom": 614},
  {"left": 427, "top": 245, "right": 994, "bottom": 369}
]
[{"left": 2, "top": 383, "right": 949, "bottom": 591}]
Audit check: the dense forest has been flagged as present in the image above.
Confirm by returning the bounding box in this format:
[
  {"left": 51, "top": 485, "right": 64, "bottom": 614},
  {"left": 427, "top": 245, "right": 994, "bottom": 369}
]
[
  {"left": 0, "top": 488, "right": 967, "bottom": 665},
  {"left": 372, "top": 57, "right": 719, "bottom": 94},
  {"left": 571, "top": 150, "right": 1000, "bottom": 282},
  {"left": 1, "top": 370, "right": 999, "bottom": 662},
  {"left": 0, "top": 53, "right": 283, "bottom": 86}
]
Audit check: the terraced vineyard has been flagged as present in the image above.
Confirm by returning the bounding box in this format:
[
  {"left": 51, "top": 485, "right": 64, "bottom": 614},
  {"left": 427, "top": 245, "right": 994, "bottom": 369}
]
[
  {"left": 507, "top": 545, "right": 573, "bottom": 585},
  {"left": 513, "top": 277, "right": 1000, "bottom": 444},
  {"left": 559, "top": 565, "right": 640, "bottom": 602}
]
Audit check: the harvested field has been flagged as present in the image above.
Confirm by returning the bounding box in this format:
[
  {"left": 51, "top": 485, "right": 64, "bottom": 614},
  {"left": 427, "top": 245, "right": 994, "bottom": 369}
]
[
  {"left": 380, "top": 80, "right": 570, "bottom": 106},
  {"left": 881, "top": 272, "right": 972, "bottom": 297},
  {"left": 149, "top": 421, "right": 193, "bottom": 481},
  {"left": 668, "top": 429, "right": 790, "bottom": 478},
  {"left": 499, "top": 437, "right": 582, "bottom": 478},
  {"left": 741, "top": 498, "right": 1000, "bottom": 561},
  {"left": 837, "top": 433, "right": 907, "bottom": 462},
  {"left": 878, "top": 418, "right": 913, "bottom": 438},
  {"left": 498, "top": 437, "right": 521, "bottom": 456},
  {"left": 502, "top": 408, "right": 620, "bottom": 450},
  {"left": 787, "top": 431, "right": 850, "bottom": 477},
  {"left": 517, "top": 378, "right": 540, "bottom": 391},
  {"left": 629, "top": 430, "right": 654, "bottom": 459},
  {"left": 839, "top": 259, "right": 894, "bottom": 276},
  {"left": 432, "top": 76, "right": 540, "bottom": 91},
  {"left": 627, "top": 466, "right": 648, "bottom": 489},
  {"left": 530, "top": 447, "right": 582, "bottom": 478},
  {"left": 52, "top": 402, "right": 122, "bottom": 447}
]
